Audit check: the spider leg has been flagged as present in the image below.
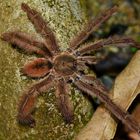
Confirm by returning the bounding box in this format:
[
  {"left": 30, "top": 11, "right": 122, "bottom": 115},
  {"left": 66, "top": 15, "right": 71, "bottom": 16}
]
[
  {"left": 76, "top": 36, "right": 140, "bottom": 55},
  {"left": 1, "top": 31, "right": 52, "bottom": 58},
  {"left": 18, "top": 74, "right": 54, "bottom": 127},
  {"left": 21, "top": 58, "right": 53, "bottom": 78},
  {"left": 79, "top": 74, "right": 108, "bottom": 93},
  {"left": 72, "top": 74, "right": 140, "bottom": 135},
  {"left": 21, "top": 3, "right": 59, "bottom": 54},
  {"left": 55, "top": 78, "right": 74, "bottom": 123},
  {"left": 68, "top": 5, "right": 117, "bottom": 51},
  {"left": 76, "top": 60, "right": 88, "bottom": 71},
  {"left": 77, "top": 56, "right": 102, "bottom": 65}
]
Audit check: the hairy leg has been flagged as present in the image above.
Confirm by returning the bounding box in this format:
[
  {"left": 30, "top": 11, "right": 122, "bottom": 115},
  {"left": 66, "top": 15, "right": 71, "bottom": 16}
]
[
  {"left": 21, "top": 3, "right": 59, "bottom": 54},
  {"left": 77, "top": 56, "right": 102, "bottom": 65},
  {"left": 1, "top": 31, "right": 52, "bottom": 57},
  {"left": 76, "top": 36, "right": 140, "bottom": 55},
  {"left": 55, "top": 78, "right": 74, "bottom": 123},
  {"left": 72, "top": 74, "right": 140, "bottom": 135},
  {"left": 76, "top": 60, "right": 88, "bottom": 71},
  {"left": 18, "top": 74, "right": 54, "bottom": 127},
  {"left": 69, "top": 6, "right": 117, "bottom": 51}
]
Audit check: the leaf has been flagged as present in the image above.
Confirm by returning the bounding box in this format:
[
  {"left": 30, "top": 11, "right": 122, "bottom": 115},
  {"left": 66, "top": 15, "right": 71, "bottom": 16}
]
[
  {"left": 127, "top": 103, "right": 140, "bottom": 140},
  {"left": 75, "top": 50, "right": 140, "bottom": 140}
]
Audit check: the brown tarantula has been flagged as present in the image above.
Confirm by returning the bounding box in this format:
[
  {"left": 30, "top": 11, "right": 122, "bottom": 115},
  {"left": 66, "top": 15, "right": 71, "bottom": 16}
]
[{"left": 1, "top": 3, "right": 140, "bottom": 135}]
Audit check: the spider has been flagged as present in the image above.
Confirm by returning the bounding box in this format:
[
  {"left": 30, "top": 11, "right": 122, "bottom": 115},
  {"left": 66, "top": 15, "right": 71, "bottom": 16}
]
[{"left": 1, "top": 3, "right": 140, "bottom": 135}]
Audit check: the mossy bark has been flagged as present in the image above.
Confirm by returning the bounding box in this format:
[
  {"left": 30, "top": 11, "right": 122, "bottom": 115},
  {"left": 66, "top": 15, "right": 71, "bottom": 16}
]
[{"left": 0, "top": 0, "right": 93, "bottom": 140}]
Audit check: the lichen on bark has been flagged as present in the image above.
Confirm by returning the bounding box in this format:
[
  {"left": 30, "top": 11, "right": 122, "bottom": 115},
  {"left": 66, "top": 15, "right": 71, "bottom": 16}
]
[{"left": 0, "top": 0, "right": 93, "bottom": 140}]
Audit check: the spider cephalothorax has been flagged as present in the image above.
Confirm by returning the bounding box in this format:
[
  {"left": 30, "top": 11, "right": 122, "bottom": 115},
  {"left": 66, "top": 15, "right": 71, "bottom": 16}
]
[
  {"left": 1, "top": 3, "right": 140, "bottom": 135},
  {"left": 53, "top": 53, "right": 77, "bottom": 76}
]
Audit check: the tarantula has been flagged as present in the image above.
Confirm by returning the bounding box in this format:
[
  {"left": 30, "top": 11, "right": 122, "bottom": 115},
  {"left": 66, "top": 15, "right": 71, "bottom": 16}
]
[{"left": 1, "top": 3, "right": 140, "bottom": 135}]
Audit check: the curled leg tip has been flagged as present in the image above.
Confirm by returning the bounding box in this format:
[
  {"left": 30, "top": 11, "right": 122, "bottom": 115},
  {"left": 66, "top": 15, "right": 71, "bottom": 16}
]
[
  {"left": 29, "top": 121, "right": 36, "bottom": 128},
  {"left": 17, "top": 114, "right": 36, "bottom": 127},
  {"left": 21, "top": 3, "right": 30, "bottom": 12},
  {"left": 1, "top": 33, "right": 10, "bottom": 41},
  {"left": 64, "top": 114, "right": 74, "bottom": 124},
  {"left": 65, "top": 118, "right": 73, "bottom": 124}
]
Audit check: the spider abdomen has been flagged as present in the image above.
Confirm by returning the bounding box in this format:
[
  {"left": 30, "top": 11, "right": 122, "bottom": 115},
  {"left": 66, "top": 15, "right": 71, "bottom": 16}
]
[{"left": 22, "top": 58, "right": 53, "bottom": 78}]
